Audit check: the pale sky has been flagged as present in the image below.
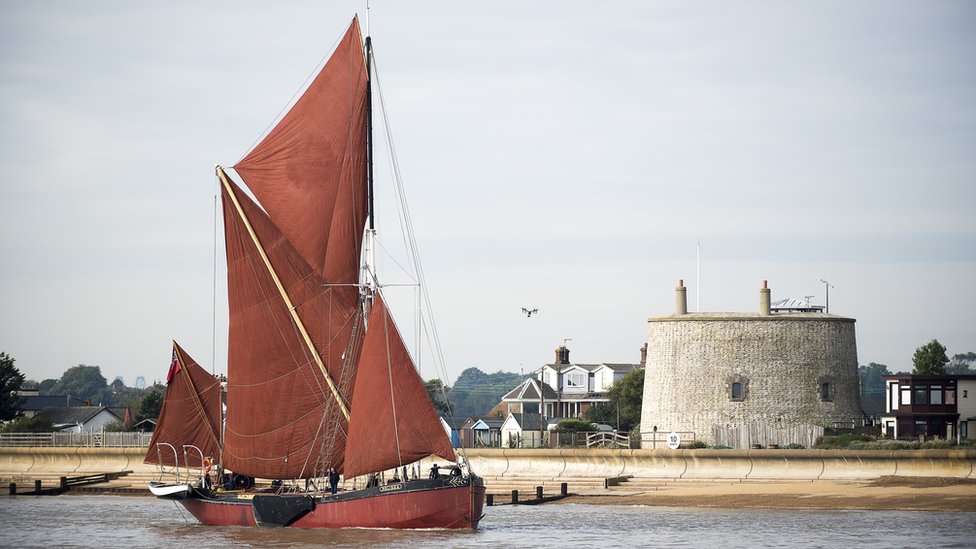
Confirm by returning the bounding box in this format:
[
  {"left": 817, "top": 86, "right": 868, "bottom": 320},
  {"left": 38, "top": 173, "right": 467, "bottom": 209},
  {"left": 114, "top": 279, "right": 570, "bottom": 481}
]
[{"left": 1, "top": 2, "right": 974, "bottom": 388}]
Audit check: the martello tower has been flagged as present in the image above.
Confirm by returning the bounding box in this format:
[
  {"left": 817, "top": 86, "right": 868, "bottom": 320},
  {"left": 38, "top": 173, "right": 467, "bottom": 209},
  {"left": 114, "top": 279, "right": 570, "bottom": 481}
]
[{"left": 640, "top": 280, "right": 861, "bottom": 448}]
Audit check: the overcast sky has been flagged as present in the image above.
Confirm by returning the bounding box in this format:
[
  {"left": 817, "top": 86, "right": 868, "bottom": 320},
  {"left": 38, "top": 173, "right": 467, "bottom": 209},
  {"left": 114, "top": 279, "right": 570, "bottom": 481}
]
[{"left": 1, "top": 2, "right": 973, "bottom": 388}]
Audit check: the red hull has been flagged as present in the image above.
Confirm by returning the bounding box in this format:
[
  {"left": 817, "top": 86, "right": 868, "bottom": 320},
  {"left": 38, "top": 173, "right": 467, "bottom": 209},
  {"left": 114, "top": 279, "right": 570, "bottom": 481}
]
[{"left": 179, "top": 483, "right": 486, "bottom": 529}]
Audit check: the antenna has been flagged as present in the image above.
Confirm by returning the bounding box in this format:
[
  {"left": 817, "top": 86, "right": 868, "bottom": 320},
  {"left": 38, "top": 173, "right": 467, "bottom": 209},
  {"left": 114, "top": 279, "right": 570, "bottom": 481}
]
[
  {"left": 820, "top": 279, "right": 834, "bottom": 313},
  {"left": 563, "top": 338, "right": 572, "bottom": 347},
  {"left": 366, "top": 0, "right": 370, "bottom": 37},
  {"left": 696, "top": 239, "right": 701, "bottom": 312}
]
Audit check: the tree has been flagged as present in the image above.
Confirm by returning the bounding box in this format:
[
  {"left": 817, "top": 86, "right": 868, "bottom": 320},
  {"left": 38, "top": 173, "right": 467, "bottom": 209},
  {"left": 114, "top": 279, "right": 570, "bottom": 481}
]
[
  {"left": 1, "top": 415, "right": 52, "bottom": 433},
  {"left": 584, "top": 368, "right": 644, "bottom": 432},
  {"left": 0, "top": 352, "right": 26, "bottom": 421},
  {"left": 137, "top": 388, "right": 164, "bottom": 422},
  {"left": 50, "top": 364, "right": 112, "bottom": 405},
  {"left": 37, "top": 378, "right": 57, "bottom": 394},
  {"left": 858, "top": 363, "right": 891, "bottom": 396},
  {"left": 424, "top": 378, "right": 453, "bottom": 415},
  {"left": 946, "top": 352, "right": 976, "bottom": 375},
  {"left": 912, "top": 339, "right": 949, "bottom": 375}
]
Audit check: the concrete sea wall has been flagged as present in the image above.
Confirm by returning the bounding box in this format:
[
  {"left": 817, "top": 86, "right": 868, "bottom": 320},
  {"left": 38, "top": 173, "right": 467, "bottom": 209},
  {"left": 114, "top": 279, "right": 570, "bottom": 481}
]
[
  {"left": 462, "top": 448, "right": 976, "bottom": 480},
  {"left": 1, "top": 447, "right": 973, "bottom": 481}
]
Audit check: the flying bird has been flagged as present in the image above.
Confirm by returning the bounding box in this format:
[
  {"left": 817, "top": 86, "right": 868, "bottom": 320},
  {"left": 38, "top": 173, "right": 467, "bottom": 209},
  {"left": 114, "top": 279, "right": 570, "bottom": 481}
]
[{"left": 522, "top": 307, "right": 538, "bottom": 318}]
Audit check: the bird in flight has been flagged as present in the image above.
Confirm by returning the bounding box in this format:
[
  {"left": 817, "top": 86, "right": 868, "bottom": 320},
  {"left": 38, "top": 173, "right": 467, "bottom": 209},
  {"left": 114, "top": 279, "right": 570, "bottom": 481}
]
[{"left": 522, "top": 307, "right": 538, "bottom": 318}]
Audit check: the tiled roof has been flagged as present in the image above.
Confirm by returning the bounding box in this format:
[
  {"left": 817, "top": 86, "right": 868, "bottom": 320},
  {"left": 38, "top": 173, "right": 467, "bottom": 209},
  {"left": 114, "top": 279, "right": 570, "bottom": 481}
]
[{"left": 37, "top": 406, "right": 119, "bottom": 426}]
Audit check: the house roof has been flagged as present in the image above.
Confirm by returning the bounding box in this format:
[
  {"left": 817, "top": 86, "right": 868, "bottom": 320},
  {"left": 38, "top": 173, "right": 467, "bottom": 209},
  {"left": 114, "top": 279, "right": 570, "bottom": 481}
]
[
  {"left": 440, "top": 417, "right": 469, "bottom": 429},
  {"left": 21, "top": 395, "right": 85, "bottom": 412},
  {"left": 501, "top": 378, "right": 557, "bottom": 401},
  {"left": 37, "top": 406, "right": 119, "bottom": 426},
  {"left": 506, "top": 412, "right": 548, "bottom": 431},
  {"left": 597, "top": 363, "right": 640, "bottom": 372}
]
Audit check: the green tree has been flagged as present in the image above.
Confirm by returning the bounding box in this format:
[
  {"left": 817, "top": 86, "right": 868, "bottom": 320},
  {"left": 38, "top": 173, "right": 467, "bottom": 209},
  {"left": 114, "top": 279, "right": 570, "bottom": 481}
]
[
  {"left": 449, "top": 367, "right": 531, "bottom": 419},
  {"left": 858, "top": 363, "right": 891, "bottom": 396},
  {"left": 946, "top": 352, "right": 976, "bottom": 375},
  {"left": 37, "top": 378, "right": 57, "bottom": 394},
  {"left": 1, "top": 415, "right": 52, "bottom": 433},
  {"left": 913, "top": 339, "right": 949, "bottom": 375},
  {"left": 0, "top": 352, "right": 26, "bottom": 421},
  {"left": 553, "top": 419, "right": 594, "bottom": 432},
  {"left": 137, "top": 388, "right": 164, "bottom": 421},
  {"left": 584, "top": 368, "right": 644, "bottom": 432},
  {"left": 50, "top": 364, "right": 112, "bottom": 404},
  {"left": 424, "top": 378, "right": 453, "bottom": 415}
]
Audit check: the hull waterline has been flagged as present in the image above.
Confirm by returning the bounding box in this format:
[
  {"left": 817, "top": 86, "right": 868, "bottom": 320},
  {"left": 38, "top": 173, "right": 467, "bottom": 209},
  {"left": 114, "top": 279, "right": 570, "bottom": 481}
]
[{"left": 173, "top": 479, "right": 486, "bottom": 530}]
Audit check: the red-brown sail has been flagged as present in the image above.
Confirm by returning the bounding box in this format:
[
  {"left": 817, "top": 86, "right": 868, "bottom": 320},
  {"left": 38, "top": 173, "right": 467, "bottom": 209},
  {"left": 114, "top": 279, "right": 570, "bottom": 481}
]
[
  {"left": 233, "top": 17, "right": 368, "bottom": 285},
  {"left": 221, "top": 176, "right": 362, "bottom": 479},
  {"left": 343, "top": 293, "right": 456, "bottom": 479},
  {"left": 145, "top": 342, "right": 222, "bottom": 468}
]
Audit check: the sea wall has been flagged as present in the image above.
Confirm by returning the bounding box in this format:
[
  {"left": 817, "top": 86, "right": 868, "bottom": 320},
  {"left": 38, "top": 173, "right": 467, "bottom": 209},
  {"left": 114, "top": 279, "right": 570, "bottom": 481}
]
[
  {"left": 461, "top": 448, "right": 976, "bottom": 480},
  {"left": 1, "top": 447, "right": 974, "bottom": 481}
]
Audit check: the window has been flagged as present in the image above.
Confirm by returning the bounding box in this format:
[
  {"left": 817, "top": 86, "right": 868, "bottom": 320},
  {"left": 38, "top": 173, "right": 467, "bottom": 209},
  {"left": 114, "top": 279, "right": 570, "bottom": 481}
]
[
  {"left": 915, "top": 387, "right": 928, "bottom": 405},
  {"left": 820, "top": 382, "right": 832, "bottom": 401},
  {"left": 930, "top": 386, "right": 943, "bottom": 405},
  {"left": 728, "top": 376, "right": 748, "bottom": 401},
  {"left": 901, "top": 387, "right": 911, "bottom": 406},
  {"left": 566, "top": 371, "right": 586, "bottom": 389},
  {"left": 890, "top": 383, "right": 899, "bottom": 410},
  {"left": 947, "top": 389, "right": 956, "bottom": 405}
]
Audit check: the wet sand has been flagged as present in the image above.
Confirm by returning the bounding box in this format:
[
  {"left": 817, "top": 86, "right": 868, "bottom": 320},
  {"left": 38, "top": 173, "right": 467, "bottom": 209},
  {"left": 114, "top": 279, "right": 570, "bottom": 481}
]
[{"left": 556, "top": 477, "right": 976, "bottom": 512}]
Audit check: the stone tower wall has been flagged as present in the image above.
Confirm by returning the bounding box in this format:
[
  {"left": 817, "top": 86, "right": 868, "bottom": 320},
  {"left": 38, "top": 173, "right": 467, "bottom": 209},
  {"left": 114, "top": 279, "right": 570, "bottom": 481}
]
[{"left": 640, "top": 314, "right": 860, "bottom": 447}]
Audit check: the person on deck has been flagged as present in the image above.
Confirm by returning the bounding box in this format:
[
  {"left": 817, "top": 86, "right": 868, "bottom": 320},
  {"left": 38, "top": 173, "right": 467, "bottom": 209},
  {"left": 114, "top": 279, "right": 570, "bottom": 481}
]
[
  {"left": 328, "top": 467, "right": 339, "bottom": 495},
  {"left": 429, "top": 464, "right": 440, "bottom": 479}
]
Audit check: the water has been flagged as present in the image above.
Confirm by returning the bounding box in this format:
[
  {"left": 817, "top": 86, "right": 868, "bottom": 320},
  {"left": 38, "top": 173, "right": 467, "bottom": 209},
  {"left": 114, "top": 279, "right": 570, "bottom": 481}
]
[{"left": 0, "top": 495, "right": 973, "bottom": 548}]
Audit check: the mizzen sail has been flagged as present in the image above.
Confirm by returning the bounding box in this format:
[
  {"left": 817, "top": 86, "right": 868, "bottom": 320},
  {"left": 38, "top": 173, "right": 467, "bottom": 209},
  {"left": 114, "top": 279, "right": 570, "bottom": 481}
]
[{"left": 145, "top": 342, "right": 222, "bottom": 468}]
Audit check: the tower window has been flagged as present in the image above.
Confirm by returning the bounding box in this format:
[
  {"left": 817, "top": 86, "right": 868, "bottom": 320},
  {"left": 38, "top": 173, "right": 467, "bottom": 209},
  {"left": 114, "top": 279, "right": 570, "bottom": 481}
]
[{"left": 820, "top": 382, "right": 833, "bottom": 402}]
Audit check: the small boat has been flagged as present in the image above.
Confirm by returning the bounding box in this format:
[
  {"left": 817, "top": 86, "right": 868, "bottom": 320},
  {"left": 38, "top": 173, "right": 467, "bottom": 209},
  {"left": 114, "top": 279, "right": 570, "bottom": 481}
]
[{"left": 145, "top": 15, "right": 485, "bottom": 529}]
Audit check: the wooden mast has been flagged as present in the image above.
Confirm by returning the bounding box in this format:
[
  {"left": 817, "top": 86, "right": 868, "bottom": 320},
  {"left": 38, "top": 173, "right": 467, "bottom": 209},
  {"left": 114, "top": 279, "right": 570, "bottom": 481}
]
[{"left": 216, "top": 166, "right": 351, "bottom": 420}]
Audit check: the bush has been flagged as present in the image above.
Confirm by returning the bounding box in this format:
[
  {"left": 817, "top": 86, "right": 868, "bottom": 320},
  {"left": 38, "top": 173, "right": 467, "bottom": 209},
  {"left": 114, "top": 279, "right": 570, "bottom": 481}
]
[
  {"left": 680, "top": 440, "right": 708, "bottom": 449},
  {"left": 708, "top": 444, "right": 732, "bottom": 450},
  {"left": 1, "top": 416, "right": 52, "bottom": 433},
  {"left": 784, "top": 443, "right": 805, "bottom": 449}
]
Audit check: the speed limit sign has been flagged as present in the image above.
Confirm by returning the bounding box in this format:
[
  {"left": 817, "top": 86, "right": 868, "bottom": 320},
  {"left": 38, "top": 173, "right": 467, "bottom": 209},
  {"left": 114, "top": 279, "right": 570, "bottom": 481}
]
[{"left": 667, "top": 432, "right": 680, "bottom": 450}]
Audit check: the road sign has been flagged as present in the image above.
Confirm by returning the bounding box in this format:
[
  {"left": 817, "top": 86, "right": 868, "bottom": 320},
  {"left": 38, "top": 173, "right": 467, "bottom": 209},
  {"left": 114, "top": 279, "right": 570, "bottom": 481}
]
[{"left": 667, "top": 432, "right": 680, "bottom": 450}]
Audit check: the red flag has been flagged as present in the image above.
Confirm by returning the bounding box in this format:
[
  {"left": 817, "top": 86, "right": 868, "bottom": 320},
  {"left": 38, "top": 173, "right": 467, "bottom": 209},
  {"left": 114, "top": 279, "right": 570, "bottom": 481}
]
[{"left": 166, "top": 346, "right": 182, "bottom": 384}]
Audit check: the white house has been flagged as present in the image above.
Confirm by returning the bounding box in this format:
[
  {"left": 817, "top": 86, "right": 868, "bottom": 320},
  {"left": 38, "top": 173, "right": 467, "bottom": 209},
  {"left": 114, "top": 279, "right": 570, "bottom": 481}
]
[
  {"left": 36, "top": 406, "right": 121, "bottom": 432},
  {"left": 502, "top": 346, "right": 643, "bottom": 419}
]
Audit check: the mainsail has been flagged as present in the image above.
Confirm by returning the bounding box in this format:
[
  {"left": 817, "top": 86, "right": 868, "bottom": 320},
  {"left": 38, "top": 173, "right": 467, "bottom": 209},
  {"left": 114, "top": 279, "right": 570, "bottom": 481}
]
[
  {"left": 217, "top": 16, "right": 454, "bottom": 481},
  {"left": 145, "top": 342, "right": 222, "bottom": 468}
]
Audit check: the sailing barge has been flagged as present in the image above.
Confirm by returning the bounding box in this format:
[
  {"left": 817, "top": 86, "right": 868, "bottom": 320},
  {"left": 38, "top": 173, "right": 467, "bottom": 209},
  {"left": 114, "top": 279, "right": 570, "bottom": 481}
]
[{"left": 146, "top": 16, "right": 485, "bottom": 529}]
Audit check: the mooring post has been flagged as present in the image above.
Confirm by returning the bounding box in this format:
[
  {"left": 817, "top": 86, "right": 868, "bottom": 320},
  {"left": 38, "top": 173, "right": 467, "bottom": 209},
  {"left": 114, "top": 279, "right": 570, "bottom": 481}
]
[
  {"left": 60, "top": 477, "right": 68, "bottom": 492},
  {"left": 536, "top": 486, "right": 543, "bottom": 499},
  {"left": 561, "top": 482, "right": 568, "bottom": 495},
  {"left": 34, "top": 480, "right": 41, "bottom": 494},
  {"left": 9, "top": 482, "right": 15, "bottom": 495},
  {"left": 486, "top": 493, "right": 494, "bottom": 506},
  {"left": 511, "top": 489, "right": 519, "bottom": 504}
]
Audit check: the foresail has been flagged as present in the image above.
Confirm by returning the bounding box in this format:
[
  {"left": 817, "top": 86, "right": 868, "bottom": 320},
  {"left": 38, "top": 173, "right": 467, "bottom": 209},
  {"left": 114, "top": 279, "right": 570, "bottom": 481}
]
[
  {"left": 145, "top": 342, "right": 222, "bottom": 468},
  {"left": 343, "top": 294, "right": 456, "bottom": 479},
  {"left": 221, "top": 177, "right": 363, "bottom": 479},
  {"left": 233, "top": 17, "right": 368, "bottom": 284}
]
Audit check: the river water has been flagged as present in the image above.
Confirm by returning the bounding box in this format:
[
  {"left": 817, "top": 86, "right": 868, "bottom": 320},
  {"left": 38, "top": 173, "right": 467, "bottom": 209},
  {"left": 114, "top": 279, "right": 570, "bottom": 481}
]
[{"left": 0, "top": 495, "right": 972, "bottom": 548}]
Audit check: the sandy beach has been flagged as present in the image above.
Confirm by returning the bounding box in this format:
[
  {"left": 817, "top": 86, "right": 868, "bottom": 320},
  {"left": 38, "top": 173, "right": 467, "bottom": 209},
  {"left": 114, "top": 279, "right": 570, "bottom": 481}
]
[{"left": 556, "top": 476, "right": 976, "bottom": 512}]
